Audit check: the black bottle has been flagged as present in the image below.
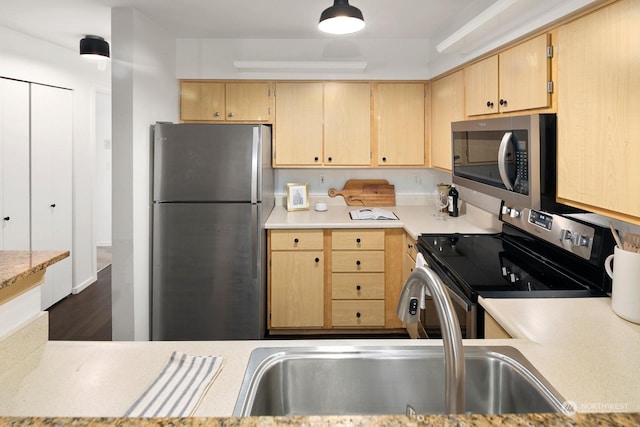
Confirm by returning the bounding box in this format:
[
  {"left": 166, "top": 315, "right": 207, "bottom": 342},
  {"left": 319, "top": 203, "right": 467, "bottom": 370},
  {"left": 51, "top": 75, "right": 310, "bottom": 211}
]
[{"left": 448, "top": 184, "right": 459, "bottom": 217}]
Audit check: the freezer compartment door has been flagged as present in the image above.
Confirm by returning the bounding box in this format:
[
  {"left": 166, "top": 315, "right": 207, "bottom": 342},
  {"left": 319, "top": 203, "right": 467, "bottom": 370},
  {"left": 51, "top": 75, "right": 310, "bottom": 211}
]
[
  {"left": 152, "top": 203, "right": 264, "bottom": 340},
  {"left": 153, "top": 123, "right": 261, "bottom": 202}
]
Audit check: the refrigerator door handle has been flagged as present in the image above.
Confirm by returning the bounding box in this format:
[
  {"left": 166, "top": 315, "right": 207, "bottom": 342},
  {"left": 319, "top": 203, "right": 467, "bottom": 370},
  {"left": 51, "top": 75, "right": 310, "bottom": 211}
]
[
  {"left": 251, "top": 127, "right": 260, "bottom": 204},
  {"left": 251, "top": 207, "right": 258, "bottom": 279}
]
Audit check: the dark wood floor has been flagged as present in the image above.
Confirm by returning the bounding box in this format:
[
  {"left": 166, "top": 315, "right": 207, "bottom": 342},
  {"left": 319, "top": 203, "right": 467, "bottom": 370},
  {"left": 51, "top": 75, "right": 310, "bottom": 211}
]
[{"left": 48, "top": 265, "right": 112, "bottom": 340}]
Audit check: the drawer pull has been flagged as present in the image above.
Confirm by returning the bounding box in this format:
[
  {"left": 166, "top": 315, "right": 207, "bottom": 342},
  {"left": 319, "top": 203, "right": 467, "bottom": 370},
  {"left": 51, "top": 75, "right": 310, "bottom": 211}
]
[
  {"left": 356, "top": 238, "right": 361, "bottom": 243},
  {"left": 356, "top": 260, "right": 361, "bottom": 266},
  {"left": 356, "top": 285, "right": 361, "bottom": 291},
  {"left": 356, "top": 312, "right": 361, "bottom": 318},
  {"left": 294, "top": 238, "right": 299, "bottom": 243}
]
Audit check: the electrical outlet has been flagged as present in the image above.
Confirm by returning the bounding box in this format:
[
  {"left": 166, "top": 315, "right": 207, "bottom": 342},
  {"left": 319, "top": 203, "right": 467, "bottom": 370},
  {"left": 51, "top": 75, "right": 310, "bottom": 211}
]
[{"left": 319, "top": 175, "right": 326, "bottom": 184}]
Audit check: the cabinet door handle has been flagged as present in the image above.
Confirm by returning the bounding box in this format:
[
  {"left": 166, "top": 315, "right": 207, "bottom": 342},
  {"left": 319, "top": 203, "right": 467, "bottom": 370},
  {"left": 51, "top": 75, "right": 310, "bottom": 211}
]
[
  {"left": 356, "top": 260, "right": 361, "bottom": 266},
  {"left": 228, "top": 112, "right": 235, "bottom": 118},
  {"left": 3, "top": 216, "right": 9, "bottom": 221},
  {"left": 50, "top": 204, "right": 56, "bottom": 208},
  {"left": 486, "top": 101, "right": 494, "bottom": 108},
  {"left": 356, "top": 312, "right": 361, "bottom": 318},
  {"left": 214, "top": 112, "right": 220, "bottom": 117},
  {"left": 327, "top": 156, "right": 332, "bottom": 162},
  {"left": 314, "top": 257, "right": 320, "bottom": 263},
  {"left": 499, "top": 99, "right": 507, "bottom": 106},
  {"left": 314, "top": 156, "right": 319, "bottom": 162},
  {"left": 382, "top": 157, "right": 387, "bottom": 162},
  {"left": 356, "top": 285, "right": 361, "bottom": 291}
]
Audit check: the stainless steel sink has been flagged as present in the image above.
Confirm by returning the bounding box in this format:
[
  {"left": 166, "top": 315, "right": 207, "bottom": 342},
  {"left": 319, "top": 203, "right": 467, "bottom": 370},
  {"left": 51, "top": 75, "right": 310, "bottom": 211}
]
[{"left": 233, "top": 346, "right": 568, "bottom": 416}]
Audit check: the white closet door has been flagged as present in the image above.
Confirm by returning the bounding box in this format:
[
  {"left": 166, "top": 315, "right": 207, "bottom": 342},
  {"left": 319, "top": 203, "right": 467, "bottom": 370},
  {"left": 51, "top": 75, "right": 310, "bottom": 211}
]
[
  {"left": 0, "top": 78, "right": 30, "bottom": 250},
  {"left": 31, "top": 83, "right": 73, "bottom": 309}
]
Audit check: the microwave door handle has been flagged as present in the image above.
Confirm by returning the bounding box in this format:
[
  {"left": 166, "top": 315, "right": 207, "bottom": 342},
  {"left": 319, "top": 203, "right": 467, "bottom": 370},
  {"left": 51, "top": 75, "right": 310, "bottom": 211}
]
[{"left": 498, "top": 131, "right": 514, "bottom": 191}]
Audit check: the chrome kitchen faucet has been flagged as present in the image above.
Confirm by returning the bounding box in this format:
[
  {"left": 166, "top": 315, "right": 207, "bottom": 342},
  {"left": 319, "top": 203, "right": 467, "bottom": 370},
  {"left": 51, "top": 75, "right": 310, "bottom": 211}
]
[{"left": 397, "top": 260, "right": 465, "bottom": 414}]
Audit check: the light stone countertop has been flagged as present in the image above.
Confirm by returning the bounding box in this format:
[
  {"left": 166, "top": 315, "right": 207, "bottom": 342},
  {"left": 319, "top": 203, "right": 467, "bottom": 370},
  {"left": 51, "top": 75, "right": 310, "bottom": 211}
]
[
  {"left": 2, "top": 298, "right": 640, "bottom": 420},
  {"left": 480, "top": 297, "right": 640, "bottom": 414},
  {"left": 266, "top": 201, "right": 501, "bottom": 239}
]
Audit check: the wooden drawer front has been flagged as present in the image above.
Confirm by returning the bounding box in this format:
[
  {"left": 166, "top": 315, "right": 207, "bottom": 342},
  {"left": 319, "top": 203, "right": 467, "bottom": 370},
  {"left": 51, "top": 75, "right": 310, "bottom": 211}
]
[
  {"left": 332, "top": 300, "right": 385, "bottom": 327},
  {"left": 332, "top": 251, "right": 384, "bottom": 272},
  {"left": 332, "top": 230, "right": 385, "bottom": 250},
  {"left": 332, "top": 273, "right": 384, "bottom": 299},
  {"left": 271, "top": 230, "right": 323, "bottom": 250},
  {"left": 406, "top": 235, "right": 418, "bottom": 260}
]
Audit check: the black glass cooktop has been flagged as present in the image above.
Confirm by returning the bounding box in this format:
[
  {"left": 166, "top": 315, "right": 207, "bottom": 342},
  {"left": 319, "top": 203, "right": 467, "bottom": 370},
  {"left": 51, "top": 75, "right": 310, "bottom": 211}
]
[{"left": 417, "top": 230, "right": 608, "bottom": 300}]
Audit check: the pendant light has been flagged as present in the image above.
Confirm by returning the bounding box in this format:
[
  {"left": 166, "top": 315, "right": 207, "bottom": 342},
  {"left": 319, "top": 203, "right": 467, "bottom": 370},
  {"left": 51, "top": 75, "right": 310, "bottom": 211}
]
[
  {"left": 318, "top": 0, "right": 365, "bottom": 35},
  {"left": 80, "top": 35, "right": 110, "bottom": 60}
]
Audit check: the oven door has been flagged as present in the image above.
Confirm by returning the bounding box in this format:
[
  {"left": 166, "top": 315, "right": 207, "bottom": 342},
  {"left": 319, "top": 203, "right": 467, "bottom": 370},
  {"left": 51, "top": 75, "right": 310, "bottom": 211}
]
[{"left": 410, "top": 247, "right": 478, "bottom": 339}]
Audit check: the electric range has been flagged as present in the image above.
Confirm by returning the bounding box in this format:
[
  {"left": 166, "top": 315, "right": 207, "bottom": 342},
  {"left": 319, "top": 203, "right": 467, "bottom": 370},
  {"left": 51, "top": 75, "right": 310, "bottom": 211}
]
[{"left": 416, "top": 202, "right": 616, "bottom": 338}]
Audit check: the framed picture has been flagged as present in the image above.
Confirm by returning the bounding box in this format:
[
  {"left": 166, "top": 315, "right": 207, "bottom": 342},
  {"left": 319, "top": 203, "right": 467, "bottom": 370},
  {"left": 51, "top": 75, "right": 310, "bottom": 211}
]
[{"left": 286, "top": 183, "right": 309, "bottom": 211}]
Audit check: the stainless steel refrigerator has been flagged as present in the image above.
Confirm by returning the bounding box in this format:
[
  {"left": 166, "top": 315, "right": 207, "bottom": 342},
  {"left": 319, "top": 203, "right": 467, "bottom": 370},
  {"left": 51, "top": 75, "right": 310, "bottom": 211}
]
[{"left": 151, "top": 123, "right": 274, "bottom": 340}]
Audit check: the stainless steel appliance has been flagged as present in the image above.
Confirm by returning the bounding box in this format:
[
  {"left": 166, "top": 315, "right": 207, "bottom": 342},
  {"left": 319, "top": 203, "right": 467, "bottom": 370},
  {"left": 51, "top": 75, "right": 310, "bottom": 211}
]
[
  {"left": 415, "top": 202, "right": 615, "bottom": 339},
  {"left": 452, "top": 114, "right": 563, "bottom": 212},
  {"left": 150, "top": 123, "right": 274, "bottom": 340}
]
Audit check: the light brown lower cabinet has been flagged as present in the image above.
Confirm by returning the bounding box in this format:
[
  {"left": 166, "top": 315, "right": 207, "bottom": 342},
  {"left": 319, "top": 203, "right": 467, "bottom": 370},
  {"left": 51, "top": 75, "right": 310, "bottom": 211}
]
[
  {"left": 332, "top": 300, "right": 385, "bottom": 327},
  {"left": 269, "top": 230, "right": 324, "bottom": 328},
  {"left": 484, "top": 312, "right": 512, "bottom": 339},
  {"left": 268, "top": 228, "right": 404, "bottom": 334}
]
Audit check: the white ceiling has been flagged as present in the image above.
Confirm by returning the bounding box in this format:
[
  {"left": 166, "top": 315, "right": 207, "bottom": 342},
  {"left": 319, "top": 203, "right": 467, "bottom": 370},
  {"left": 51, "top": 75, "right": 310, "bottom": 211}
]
[
  {"left": 0, "top": 0, "right": 527, "bottom": 50},
  {"left": 0, "top": 0, "right": 599, "bottom": 62}
]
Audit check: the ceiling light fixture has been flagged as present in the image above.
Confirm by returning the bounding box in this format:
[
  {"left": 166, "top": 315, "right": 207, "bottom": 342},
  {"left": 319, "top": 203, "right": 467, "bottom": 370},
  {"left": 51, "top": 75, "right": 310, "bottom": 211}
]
[
  {"left": 318, "top": 0, "right": 365, "bottom": 35},
  {"left": 80, "top": 35, "right": 110, "bottom": 60}
]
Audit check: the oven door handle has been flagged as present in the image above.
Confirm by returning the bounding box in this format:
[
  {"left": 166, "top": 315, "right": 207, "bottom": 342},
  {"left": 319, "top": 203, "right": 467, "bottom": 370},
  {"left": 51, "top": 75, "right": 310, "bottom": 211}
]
[{"left": 498, "top": 131, "right": 514, "bottom": 191}]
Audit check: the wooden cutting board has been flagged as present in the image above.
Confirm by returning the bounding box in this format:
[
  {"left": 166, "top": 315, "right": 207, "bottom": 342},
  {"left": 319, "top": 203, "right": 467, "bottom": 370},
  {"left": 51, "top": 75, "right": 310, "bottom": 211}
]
[{"left": 328, "top": 179, "right": 396, "bottom": 206}]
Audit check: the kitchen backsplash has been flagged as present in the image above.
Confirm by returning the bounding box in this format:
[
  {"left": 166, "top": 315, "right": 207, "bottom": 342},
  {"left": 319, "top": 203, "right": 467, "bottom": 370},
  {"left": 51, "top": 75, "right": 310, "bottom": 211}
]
[
  {"left": 274, "top": 168, "right": 502, "bottom": 213},
  {"left": 274, "top": 168, "right": 449, "bottom": 197},
  {"left": 274, "top": 168, "right": 640, "bottom": 239}
]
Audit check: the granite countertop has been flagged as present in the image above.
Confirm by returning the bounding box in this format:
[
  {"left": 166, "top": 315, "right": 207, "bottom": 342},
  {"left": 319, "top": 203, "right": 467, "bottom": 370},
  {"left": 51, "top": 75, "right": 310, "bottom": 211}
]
[
  {"left": 2, "top": 413, "right": 640, "bottom": 426},
  {"left": 0, "top": 250, "right": 70, "bottom": 291}
]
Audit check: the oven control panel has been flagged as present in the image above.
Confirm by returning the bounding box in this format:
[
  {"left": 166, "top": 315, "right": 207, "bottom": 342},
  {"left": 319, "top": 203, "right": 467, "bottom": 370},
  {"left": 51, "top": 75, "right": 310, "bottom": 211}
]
[
  {"left": 528, "top": 210, "right": 554, "bottom": 230},
  {"left": 500, "top": 202, "right": 596, "bottom": 260}
]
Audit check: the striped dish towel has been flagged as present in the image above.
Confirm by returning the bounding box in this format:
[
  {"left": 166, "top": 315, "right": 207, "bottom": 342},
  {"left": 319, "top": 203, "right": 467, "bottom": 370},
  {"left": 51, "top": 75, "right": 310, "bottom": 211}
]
[{"left": 125, "top": 351, "right": 223, "bottom": 417}]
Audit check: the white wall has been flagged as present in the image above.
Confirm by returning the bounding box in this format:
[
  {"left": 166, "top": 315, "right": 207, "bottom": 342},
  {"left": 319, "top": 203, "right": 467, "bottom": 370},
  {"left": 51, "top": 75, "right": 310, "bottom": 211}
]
[
  {"left": 95, "top": 91, "right": 112, "bottom": 246},
  {"left": 111, "top": 8, "right": 178, "bottom": 341},
  {"left": 0, "top": 25, "right": 110, "bottom": 295}
]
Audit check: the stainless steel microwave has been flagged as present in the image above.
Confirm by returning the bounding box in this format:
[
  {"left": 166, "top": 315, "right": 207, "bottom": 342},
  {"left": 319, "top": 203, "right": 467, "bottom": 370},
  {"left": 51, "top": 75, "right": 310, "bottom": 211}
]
[{"left": 452, "top": 114, "right": 561, "bottom": 211}]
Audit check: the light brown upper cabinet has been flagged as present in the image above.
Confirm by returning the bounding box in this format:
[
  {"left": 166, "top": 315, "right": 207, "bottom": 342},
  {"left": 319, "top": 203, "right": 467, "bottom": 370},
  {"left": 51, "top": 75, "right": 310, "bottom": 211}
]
[
  {"left": 323, "top": 82, "right": 371, "bottom": 166},
  {"left": 273, "top": 82, "right": 324, "bottom": 166},
  {"left": 556, "top": 0, "right": 640, "bottom": 224},
  {"left": 464, "top": 56, "right": 499, "bottom": 116},
  {"left": 464, "top": 33, "right": 552, "bottom": 116},
  {"left": 273, "top": 82, "right": 371, "bottom": 167},
  {"left": 180, "top": 81, "right": 271, "bottom": 122},
  {"left": 375, "top": 83, "right": 426, "bottom": 166},
  {"left": 430, "top": 71, "right": 464, "bottom": 171}
]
